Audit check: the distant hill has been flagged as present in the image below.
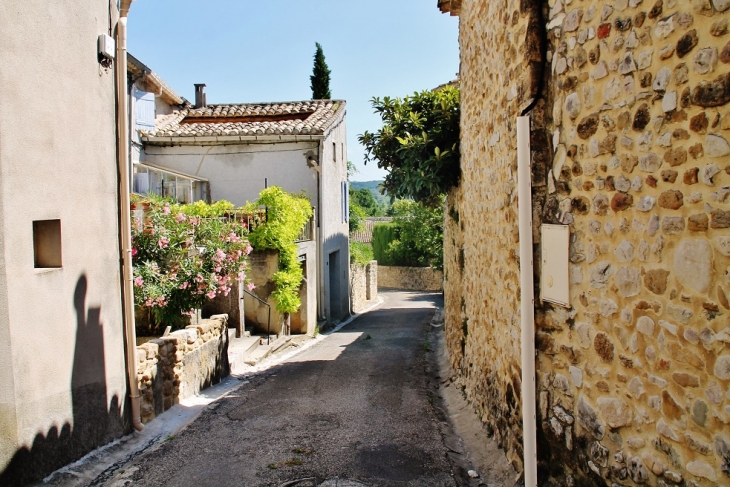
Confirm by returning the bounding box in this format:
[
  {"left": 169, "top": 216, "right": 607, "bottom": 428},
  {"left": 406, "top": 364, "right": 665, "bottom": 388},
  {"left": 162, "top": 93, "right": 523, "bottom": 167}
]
[{"left": 350, "top": 180, "right": 388, "bottom": 205}]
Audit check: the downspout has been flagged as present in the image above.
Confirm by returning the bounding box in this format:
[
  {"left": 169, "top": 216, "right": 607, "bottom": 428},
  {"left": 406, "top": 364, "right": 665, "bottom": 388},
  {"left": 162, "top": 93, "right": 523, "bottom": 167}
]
[
  {"left": 517, "top": 116, "right": 536, "bottom": 486},
  {"left": 116, "top": 0, "right": 144, "bottom": 432},
  {"left": 316, "top": 140, "right": 325, "bottom": 321}
]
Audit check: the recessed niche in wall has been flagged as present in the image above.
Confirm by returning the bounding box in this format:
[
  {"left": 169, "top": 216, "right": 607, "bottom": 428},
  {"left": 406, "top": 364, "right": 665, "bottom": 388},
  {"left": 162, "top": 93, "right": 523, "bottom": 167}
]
[{"left": 33, "top": 219, "right": 62, "bottom": 268}]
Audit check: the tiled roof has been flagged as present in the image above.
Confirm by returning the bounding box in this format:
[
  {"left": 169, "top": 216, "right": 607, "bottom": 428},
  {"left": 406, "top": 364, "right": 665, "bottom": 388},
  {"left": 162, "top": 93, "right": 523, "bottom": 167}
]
[
  {"left": 350, "top": 217, "right": 393, "bottom": 243},
  {"left": 142, "top": 100, "right": 345, "bottom": 139}
]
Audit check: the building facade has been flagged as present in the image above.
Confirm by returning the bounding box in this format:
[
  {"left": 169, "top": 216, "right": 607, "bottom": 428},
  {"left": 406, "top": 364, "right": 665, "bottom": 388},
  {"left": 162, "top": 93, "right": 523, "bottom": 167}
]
[{"left": 137, "top": 90, "right": 351, "bottom": 325}]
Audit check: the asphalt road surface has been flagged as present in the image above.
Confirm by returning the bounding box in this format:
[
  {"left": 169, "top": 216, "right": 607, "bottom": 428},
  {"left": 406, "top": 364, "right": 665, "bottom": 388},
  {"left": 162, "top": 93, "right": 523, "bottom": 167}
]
[{"left": 123, "top": 290, "right": 463, "bottom": 487}]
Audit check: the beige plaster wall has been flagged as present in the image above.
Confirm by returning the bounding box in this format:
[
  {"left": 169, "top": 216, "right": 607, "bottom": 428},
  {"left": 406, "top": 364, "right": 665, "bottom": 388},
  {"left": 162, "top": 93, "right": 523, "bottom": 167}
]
[{"left": 0, "top": 0, "right": 127, "bottom": 482}]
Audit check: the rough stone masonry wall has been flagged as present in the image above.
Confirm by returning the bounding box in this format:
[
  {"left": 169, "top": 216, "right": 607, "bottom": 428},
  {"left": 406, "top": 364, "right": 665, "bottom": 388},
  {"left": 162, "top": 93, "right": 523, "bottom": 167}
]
[
  {"left": 447, "top": 0, "right": 730, "bottom": 485},
  {"left": 136, "top": 316, "right": 229, "bottom": 423},
  {"left": 536, "top": 0, "right": 730, "bottom": 484},
  {"left": 377, "top": 266, "right": 444, "bottom": 291},
  {"left": 350, "top": 261, "right": 379, "bottom": 313},
  {"left": 442, "top": 0, "right": 548, "bottom": 475}
]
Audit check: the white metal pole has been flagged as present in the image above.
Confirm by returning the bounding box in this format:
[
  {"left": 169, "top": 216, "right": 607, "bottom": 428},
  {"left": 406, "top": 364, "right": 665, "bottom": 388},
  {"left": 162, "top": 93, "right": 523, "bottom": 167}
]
[{"left": 517, "top": 116, "right": 537, "bottom": 487}]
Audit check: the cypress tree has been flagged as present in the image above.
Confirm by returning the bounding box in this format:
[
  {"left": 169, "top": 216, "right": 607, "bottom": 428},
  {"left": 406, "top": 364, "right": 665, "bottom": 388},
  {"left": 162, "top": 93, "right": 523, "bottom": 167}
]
[{"left": 310, "top": 42, "right": 332, "bottom": 100}]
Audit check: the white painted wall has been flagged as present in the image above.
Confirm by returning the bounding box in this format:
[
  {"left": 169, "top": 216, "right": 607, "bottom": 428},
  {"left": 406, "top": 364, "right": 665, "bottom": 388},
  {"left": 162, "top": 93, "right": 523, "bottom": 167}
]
[
  {"left": 319, "top": 115, "right": 351, "bottom": 322},
  {"left": 0, "top": 0, "right": 127, "bottom": 478},
  {"left": 143, "top": 142, "right": 319, "bottom": 207}
]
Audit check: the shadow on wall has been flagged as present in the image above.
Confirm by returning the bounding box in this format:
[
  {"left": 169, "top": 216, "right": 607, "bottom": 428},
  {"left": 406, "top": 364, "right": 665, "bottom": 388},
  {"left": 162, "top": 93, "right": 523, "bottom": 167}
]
[{"left": 0, "top": 275, "right": 128, "bottom": 486}]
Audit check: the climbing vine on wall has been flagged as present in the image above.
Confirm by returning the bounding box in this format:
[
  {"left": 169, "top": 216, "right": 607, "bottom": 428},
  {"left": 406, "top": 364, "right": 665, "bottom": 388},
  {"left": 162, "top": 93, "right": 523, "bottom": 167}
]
[{"left": 245, "top": 187, "right": 313, "bottom": 314}]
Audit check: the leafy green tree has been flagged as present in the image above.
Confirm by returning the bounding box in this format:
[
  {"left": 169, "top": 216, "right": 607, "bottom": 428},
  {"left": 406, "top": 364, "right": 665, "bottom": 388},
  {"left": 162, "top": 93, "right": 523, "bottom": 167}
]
[
  {"left": 358, "top": 86, "right": 460, "bottom": 207},
  {"left": 350, "top": 187, "right": 381, "bottom": 216},
  {"left": 310, "top": 42, "right": 332, "bottom": 100},
  {"left": 386, "top": 199, "right": 444, "bottom": 269}
]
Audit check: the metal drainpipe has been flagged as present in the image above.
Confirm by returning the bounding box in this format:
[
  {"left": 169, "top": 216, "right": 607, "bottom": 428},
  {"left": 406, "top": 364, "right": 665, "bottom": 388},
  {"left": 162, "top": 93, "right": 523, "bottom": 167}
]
[
  {"left": 116, "top": 0, "right": 144, "bottom": 432},
  {"left": 316, "top": 140, "right": 325, "bottom": 322},
  {"left": 517, "top": 116, "right": 537, "bottom": 486}
]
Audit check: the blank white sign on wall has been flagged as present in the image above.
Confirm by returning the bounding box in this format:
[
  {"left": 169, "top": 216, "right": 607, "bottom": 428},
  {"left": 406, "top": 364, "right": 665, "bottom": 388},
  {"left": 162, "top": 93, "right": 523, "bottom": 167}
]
[{"left": 540, "top": 224, "right": 570, "bottom": 307}]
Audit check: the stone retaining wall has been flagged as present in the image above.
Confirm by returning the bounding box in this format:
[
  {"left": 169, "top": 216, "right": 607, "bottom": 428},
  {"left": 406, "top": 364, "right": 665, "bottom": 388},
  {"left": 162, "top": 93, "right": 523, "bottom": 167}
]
[
  {"left": 135, "top": 315, "right": 229, "bottom": 423},
  {"left": 350, "top": 261, "right": 378, "bottom": 312},
  {"left": 378, "top": 266, "right": 443, "bottom": 292}
]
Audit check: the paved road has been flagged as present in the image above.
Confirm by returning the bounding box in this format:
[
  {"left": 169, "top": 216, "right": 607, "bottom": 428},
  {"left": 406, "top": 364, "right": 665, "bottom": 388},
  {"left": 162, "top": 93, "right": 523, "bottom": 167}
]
[{"left": 122, "top": 290, "right": 461, "bottom": 487}]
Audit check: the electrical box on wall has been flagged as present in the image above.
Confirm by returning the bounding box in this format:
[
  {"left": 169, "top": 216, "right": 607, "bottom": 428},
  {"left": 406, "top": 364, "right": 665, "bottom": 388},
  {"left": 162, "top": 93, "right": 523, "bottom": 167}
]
[
  {"left": 98, "top": 34, "right": 115, "bottom": 61},
  {"left": 540, "top": 224, "right": 570, "bottom": 307}
]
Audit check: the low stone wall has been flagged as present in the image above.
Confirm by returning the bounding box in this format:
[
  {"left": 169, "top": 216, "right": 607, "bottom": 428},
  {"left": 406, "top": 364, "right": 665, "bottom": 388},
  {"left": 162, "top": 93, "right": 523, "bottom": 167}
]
[
  {"left": 135, "top": 315, "right": 229, "bottom": 423},
  {"left": 378, "top": 266, "right": 443, "bottom": 292},
  {"left": 351, "top": 260, "right": 378, "bottom": 312}
]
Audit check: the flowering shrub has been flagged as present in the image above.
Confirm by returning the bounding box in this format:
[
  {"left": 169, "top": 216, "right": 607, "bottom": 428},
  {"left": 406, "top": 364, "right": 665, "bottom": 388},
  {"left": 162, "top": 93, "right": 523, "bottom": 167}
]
[{"left": 131, "top": 197, "right": 252, "bottom": 334}]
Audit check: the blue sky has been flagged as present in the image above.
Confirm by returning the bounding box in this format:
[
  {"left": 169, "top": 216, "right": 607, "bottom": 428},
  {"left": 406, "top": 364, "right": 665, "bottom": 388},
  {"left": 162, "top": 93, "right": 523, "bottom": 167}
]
[{"left": 127, "top": 0, "right": 459, "bottom": 182}]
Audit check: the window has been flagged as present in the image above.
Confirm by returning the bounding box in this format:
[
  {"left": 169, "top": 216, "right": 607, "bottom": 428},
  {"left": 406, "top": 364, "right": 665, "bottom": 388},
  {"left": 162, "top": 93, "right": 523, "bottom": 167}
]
[
  {"left": 33, "top": 219, "right": 62, "bottom": 268},
  {"left": 333, "top": 142, "right": 336, "bottom": 162},
  {"left": 341, "top": 181, "right": 349, "bottom": 223},
  {"left": 133, "top": 164, "right": 207, "bottom": 203}
]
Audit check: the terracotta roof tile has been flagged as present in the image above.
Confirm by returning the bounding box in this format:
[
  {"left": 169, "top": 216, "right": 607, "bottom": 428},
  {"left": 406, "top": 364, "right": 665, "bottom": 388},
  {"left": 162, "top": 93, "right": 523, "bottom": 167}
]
[{"left": 142, "top": 100, "right": 345, "bottom": 139}]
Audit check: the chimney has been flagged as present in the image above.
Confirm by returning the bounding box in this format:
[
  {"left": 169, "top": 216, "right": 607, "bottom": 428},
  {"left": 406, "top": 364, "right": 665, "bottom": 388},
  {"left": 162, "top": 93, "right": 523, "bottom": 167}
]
[{"left": 194, "top": 84, "right": 207, "bottom": 108}]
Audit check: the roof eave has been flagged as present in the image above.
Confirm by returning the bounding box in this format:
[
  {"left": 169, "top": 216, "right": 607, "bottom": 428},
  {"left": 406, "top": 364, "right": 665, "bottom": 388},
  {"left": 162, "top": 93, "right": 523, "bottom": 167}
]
[{"left": 141, "top": 133, "right": 325, "bottom": 145}]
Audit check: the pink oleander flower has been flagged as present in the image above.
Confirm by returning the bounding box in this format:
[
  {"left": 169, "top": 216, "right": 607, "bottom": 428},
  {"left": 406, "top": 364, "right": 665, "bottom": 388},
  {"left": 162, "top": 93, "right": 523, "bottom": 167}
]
[
  {"left": 195, "top": 274, "right": 204, "bottom": 283},
  {"left": 246, "top": 282, "right": 256, "bottom": 291},
  {"left": 158, "top": 236, "right": 170, "bottom": 249},
  {"left": 176, "top": 212, "right": 187, "bottom": 223},
  {"left": 206, "top": 290, "right": 217, "bottom": 299},
  {"left": 189, "top": 217, "right": 199, "bottom": 226},
  {"left": 215, "top": 266, "right": 222, "bottom": 273},
  {"left": 245, "top": 244, "right": 253, "bottom": 255},
  {"left": 144, "top": 298, "right": 154, "bottom": 307},
  {"left": 131, "top": 247, "right": 138, "bottom": 257},
  {"left": 237, "top": 271, "right": 246, "bottom": 281},
  {"left": 134, "top": 276, "right": 144, "bottom": 287},
  {"left": 179, "top": 281, "right": 190, "bottom": 290},
  {"left": 215, "top": 249, "right": 226, "bottom": 262},
  {"left": 162, "top": 203, "right": 171, "bottom": 215}
]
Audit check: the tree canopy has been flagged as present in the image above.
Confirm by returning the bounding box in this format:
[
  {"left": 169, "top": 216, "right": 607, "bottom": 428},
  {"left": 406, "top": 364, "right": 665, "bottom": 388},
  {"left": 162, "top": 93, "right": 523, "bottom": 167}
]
[
  {"left": 310, "top": 42, "right": 332, "bottom": 100},
  {"left": 358, "top": 86, "right": 460, "bottom": 207}
]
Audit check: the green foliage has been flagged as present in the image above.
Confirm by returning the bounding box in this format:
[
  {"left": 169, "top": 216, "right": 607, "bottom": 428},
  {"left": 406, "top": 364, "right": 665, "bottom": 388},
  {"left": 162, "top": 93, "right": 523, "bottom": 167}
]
[
  {"left": 310, "top": 42, "right": 332, "bottom": 100},
  {"left": 131, "top": 198, "right": 252, "bottom": 335},
  {"left": 350, "top": 187, "right": 382, "bottom": 216},
  {"left": 372, "top": 223, "right": 398, "bottom": 266},
  {"left": 358, "top": 86, "right": 460, "bottom": 207},
  {"left": 246, "top": 187, "right": 313, "bottom": 314},
  {"left": 350, "top": 241, "right": 374, "bottom": 266},
  {"left": 177, "top": 200, "right": 234, "bottom": 217},
  {"left": 349, "top": 201, "right": 367, "bottom": 233},
  {"left": 387, "top": 199, "right": 444, "bottom": 269}
]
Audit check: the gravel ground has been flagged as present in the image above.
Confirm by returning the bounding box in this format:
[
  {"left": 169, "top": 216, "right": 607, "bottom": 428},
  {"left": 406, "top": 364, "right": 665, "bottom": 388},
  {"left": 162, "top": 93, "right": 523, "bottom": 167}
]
[{"left": 115, "top": 290, "right": 464, "bottom": 487}]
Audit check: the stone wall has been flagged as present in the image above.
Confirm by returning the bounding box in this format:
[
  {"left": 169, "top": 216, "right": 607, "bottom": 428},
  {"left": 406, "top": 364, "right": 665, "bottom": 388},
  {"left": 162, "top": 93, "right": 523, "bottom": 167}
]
[
  {"left": 443, "top": 0, "right": 730, "bottom": 485},
  {"left": 136, "top": 315, "right": 229, "bottom": 423},
  {"left": 350, "top": 261, "right": 379, "bottom": 312},
  {"left": 378, "top": 266, "right": 444, "bottom": 292}
]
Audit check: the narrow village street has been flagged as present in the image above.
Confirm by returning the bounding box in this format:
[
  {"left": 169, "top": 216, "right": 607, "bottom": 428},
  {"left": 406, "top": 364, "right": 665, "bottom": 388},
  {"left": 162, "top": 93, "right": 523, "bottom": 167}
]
[{"left": 110, "top": 291, "right": 469, "bottom": 487}]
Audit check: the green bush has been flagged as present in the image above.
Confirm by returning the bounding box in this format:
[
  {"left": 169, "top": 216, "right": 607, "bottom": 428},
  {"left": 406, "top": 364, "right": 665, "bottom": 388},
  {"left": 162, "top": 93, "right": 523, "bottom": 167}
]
[
  {"left": 372, "top": 223, "right": 398, "bottom": 266},
  {"left": 245, "top": 187, "right": 313, "bottom": 314},
  {"left": 350, "top": 242, "right": 374, "bottom": 266}
]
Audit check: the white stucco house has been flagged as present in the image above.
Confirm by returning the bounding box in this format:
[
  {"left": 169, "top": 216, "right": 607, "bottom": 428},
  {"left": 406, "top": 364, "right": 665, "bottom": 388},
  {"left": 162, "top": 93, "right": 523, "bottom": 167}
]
[{"left": 128, "top": 72, "right": 351, "bottom": 326}]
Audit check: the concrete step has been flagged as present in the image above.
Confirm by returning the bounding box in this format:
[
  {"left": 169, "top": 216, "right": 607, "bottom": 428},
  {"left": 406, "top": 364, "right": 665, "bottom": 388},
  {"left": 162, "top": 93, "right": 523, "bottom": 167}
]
[{"left": 243, "top": 335, "right": 292, "bottom": 366}]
